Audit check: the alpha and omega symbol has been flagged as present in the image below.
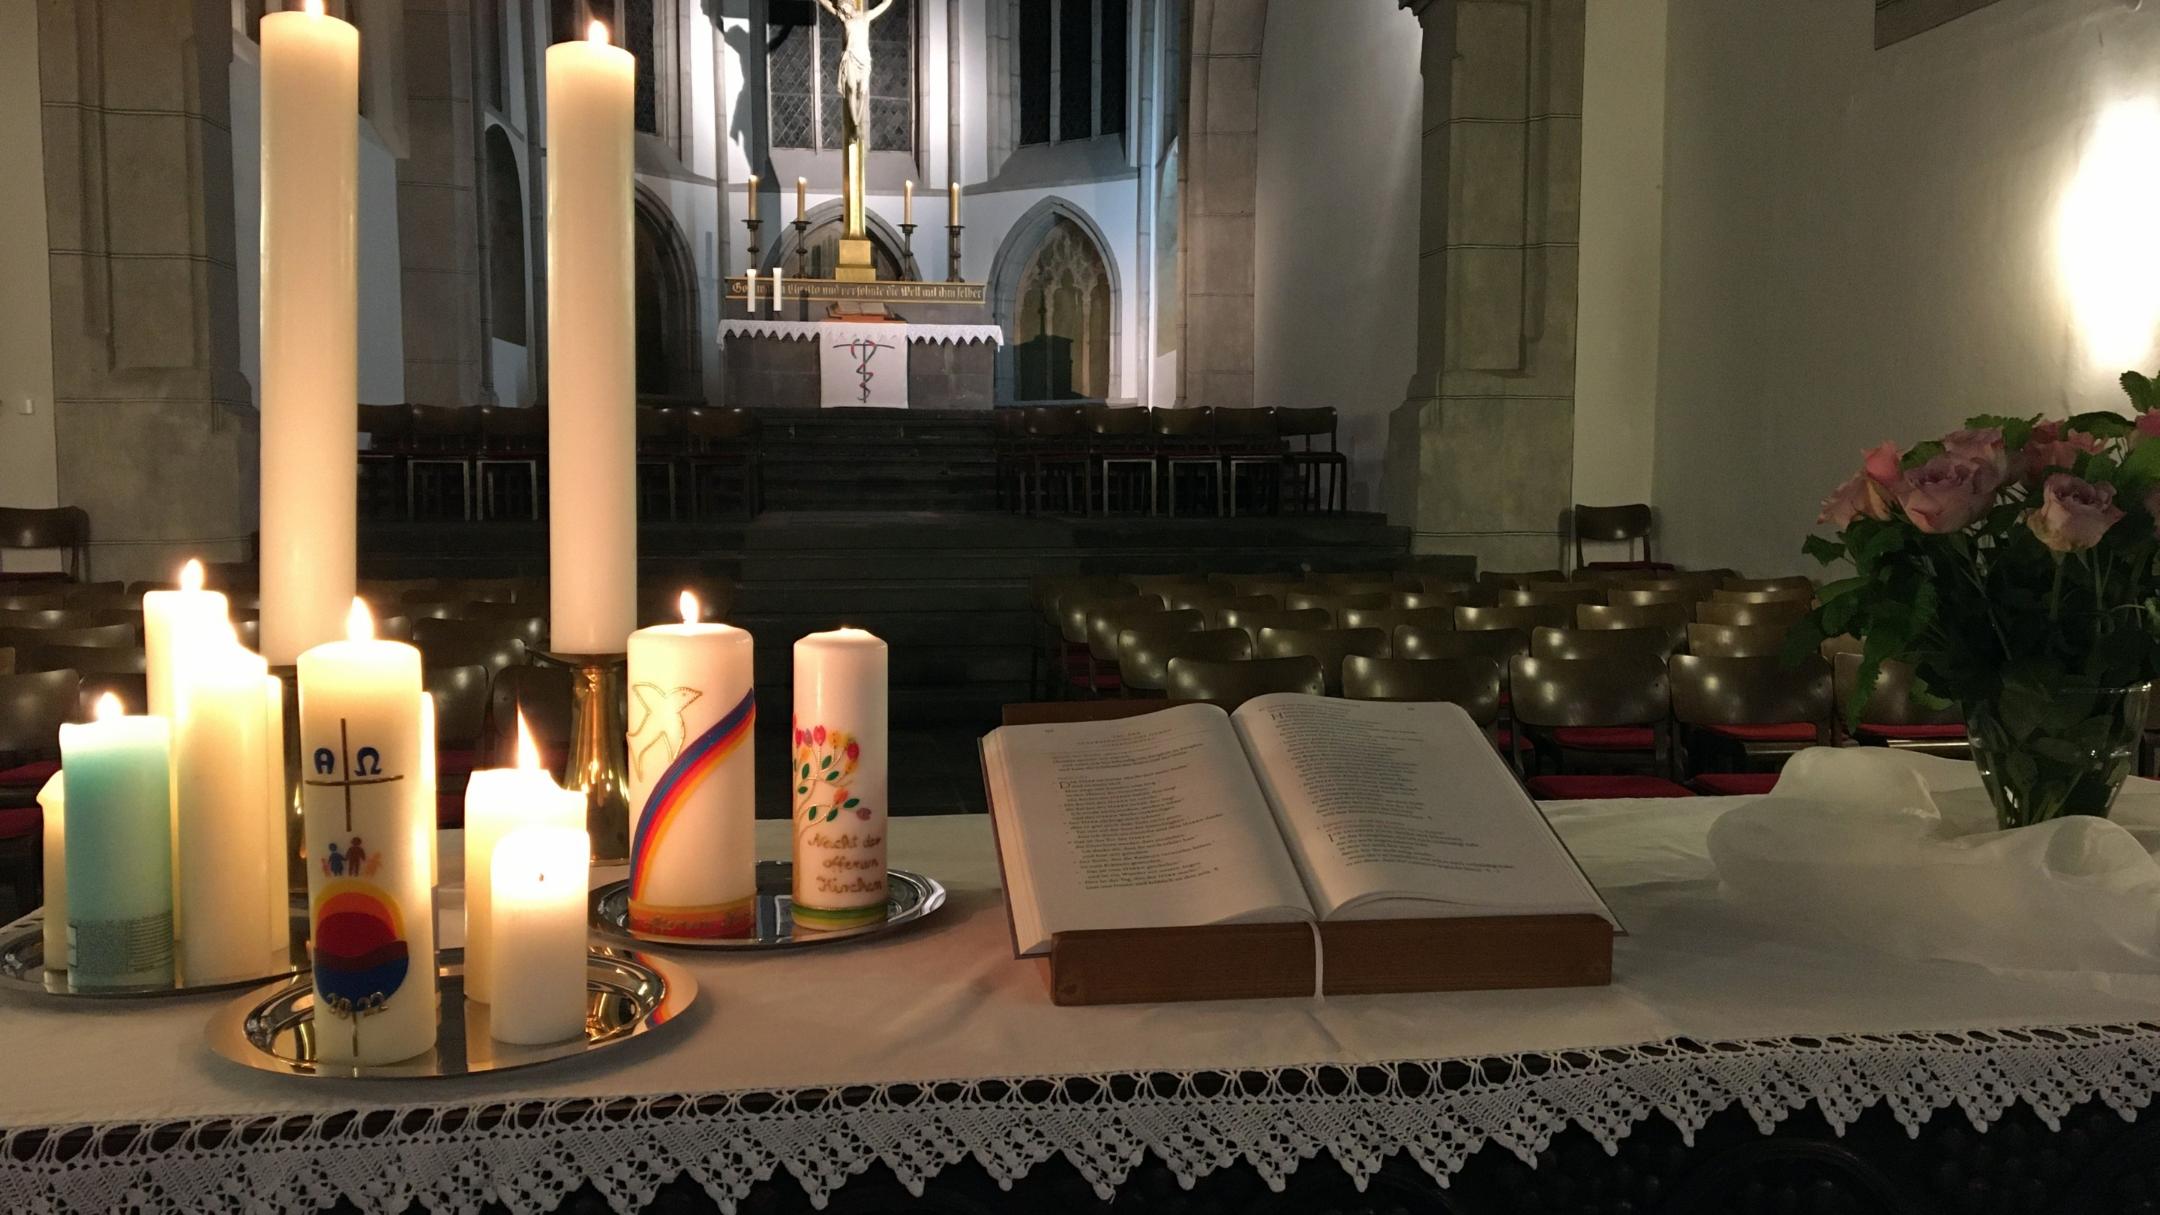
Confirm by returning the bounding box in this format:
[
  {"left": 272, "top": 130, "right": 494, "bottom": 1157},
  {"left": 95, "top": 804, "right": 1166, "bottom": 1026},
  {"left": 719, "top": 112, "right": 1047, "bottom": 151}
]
[{"left": 304, "top": 718, "right": 406, "bottom": 832}]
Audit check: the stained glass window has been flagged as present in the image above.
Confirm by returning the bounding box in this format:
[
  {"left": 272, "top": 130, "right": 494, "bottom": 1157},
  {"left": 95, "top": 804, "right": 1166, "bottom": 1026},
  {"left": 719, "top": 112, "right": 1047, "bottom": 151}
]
[{"left": 768, "top": 1, "right": 914, "bottom": 153}]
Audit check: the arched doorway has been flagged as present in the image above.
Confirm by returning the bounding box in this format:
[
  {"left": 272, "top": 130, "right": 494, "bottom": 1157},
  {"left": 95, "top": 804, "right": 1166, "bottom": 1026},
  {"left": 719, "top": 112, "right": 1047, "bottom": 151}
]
[
  {"left": 989, "top": 197, "right": 1121, "bottom": 403},
  {"left": 483, "top": 126, "right": 526, "bottom": 346},
  {"left": 632, "top": 188, "right": 701, "bottom": 401},
  {"left": 762, "top": 201, "right": 924, "bottom": 282}
]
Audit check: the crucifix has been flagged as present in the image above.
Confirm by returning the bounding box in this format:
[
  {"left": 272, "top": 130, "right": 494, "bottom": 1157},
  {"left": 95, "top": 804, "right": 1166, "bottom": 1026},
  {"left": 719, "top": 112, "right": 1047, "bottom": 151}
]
[
  {"left": 815, "top": 0, "right": 895, "bottom": 283},
  {"left": 305, "top": 718, "right": 405, "bottom": 834}
]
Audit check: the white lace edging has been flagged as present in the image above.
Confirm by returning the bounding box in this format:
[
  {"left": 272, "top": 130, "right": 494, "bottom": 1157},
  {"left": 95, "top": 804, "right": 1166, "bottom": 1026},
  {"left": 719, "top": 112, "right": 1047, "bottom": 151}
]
[{"left": 4, "top": 1022, "right": 2156, "bottom": 1215}]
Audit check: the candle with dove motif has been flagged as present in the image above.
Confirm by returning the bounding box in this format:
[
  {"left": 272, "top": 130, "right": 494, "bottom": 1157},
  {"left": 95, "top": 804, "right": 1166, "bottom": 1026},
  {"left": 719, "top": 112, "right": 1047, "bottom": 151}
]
[
  {"left": 297, "top": 599, "right": 437, "bottom": 1065},
  {"left": 790, "top": 628, "right": 888, "bottom": 931},
  {"left": 624, "top": 591, "right": 756, "bottom": 939}
]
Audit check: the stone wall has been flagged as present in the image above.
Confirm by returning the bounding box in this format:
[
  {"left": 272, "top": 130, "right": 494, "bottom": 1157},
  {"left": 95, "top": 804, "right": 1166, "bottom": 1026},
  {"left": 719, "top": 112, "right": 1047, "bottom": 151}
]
[{"left": 1177, "top": 0, "right": 1263, "bottom": 411}]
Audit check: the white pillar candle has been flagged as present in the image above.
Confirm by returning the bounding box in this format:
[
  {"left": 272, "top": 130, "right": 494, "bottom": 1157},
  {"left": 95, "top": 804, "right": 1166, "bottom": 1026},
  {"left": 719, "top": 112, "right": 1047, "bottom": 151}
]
[
  {"left": 771, "top": 267, "right": 785, "bottom": 316},
  {"left": 903, "top": 179, "right": 914, "bottom": 227},
  {"left": 258, "top": 0, "right": 359, "bottom": 665},
  {"left": 796, "top": 175, "right": 807, "bottom": 222},
  {"left": 745, "top": 268, "right": 759, "bottom": 314},
  {"left": 262, "top": 673, "right": 292, "bottom": 959},
  {"left": 949, "top": 180, "right": 961, "bottom": 226},
  {"left": 143, "top": 560, "right": 232, "bottom": 722},
  {"left": 545, "top": 22, "right": 637, "bottom": 656},
  {"left": 487, "top": 825, "right": 591, "bottom": 1046},
  {"left": 298, "top": 600, "right": 437, "bottom": 1065},
  {"left": 37, "top": 773, "right": 65, "bottom": 970},
  {"left": 790, "top": 628, "right": 888, "bottom": 930},
  {"left": 626, "top": 592, "right": 756, "bottom": 938},
  {"left": 745, "top": 172, "right": 759, "bottom": 223},
  {"left": 465, "top": 714, "right": 586, "bottom": 1002},
  {"left": 59, "top": 696, "right": 173, "bottom": 989},
  {"left": 174, "top": 634, "right": 278, "bottom": 984}
]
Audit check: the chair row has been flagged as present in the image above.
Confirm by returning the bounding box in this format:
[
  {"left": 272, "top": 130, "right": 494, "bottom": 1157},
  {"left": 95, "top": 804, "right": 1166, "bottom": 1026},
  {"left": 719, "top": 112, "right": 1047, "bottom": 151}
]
[{"left": 996, "top": 405, "right": 1346, "bottom": 517}]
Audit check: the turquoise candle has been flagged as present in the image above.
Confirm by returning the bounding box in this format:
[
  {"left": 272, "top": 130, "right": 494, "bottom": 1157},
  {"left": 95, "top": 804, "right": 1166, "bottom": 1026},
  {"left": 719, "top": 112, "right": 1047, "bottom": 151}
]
[{"left": 59, "top": 696, "right": 174, "bottom": 990}]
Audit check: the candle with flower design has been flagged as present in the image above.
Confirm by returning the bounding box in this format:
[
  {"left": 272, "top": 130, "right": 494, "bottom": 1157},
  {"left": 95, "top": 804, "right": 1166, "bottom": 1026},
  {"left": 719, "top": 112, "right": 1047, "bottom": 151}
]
[
  {"left": 624, "top": 591, "right": 757, "bottom": 939},
  {"left": 790, "top": 628, "right": 888, "bottom": 930}
]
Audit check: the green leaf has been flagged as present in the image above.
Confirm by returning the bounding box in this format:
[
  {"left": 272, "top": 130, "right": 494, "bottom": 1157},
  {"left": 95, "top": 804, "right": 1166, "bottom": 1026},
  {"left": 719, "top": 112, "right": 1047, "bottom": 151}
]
[
  {"left": 820, "top": 755, "right": 832, "bottom": 769},
  {"left": 1815, "top": 576, "right": 1867, "bottom": 603},
  {"left": 825, "top": 807, "right": 839, "bottom": 821},
  {"left": 1969, "top": 413, "right": 2038, "bottom": 450},
  {"left": 801, "top": 763, "right": 812, "bottom": 778},
  {"left": 2122, "top": 370, "right": 2158, "bottom": 413},
  {"left": 1803, "top": 534, "right": 1848, "bottom": 566},
  {"left": 797, "top": 784, "right": 808, "bottom": 795},
  {"left": 1902, "top": 441, "right": 1944, "bottom": 469},
  {"left": 2116, "top": 432, "right": 2160, "bottom": 488},
  {"left": 2068, "top": 411, "right": 2134, "bottom": 440}
]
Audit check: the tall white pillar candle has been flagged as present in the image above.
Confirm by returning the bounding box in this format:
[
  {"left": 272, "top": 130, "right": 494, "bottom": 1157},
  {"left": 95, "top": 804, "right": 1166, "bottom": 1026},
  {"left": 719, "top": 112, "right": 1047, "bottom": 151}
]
[
  {"left": 903, "top": 179, "right": 914, "bottom": 226},
  {"left": 60, "top": 697, "right": 174, "bottom": 989},
  {"left": 298, "top": 600, "right": 437, "bottom": 1065},
  {"left": 949, "top": 180, "right": 961, "bottom": 226},
  {"left": 488, "top": 825, "right": 591, "bottom": 1046},
  {"left": 464, "top": 715, "right": 586, "bottom": 1002},
  {"left": 262, "top": 674, "right": 292, "bottom": 958},
  {"left": 626, "top": 592, "right": 756, "bottom": 938},
  {"left": 174, "top": 636, "right": 278, "bottom": 984},
  {"left": 258, "top": 0, "right": 359, "bottom": 665},
  {"left": 37, "top": 774, "right": 65, "bottom": 970},
  {"left": 746, "top": 173, "right": 759, "bottom": 222},
  {"left": 790, "top": 628, "right": 888, "bottom": 930},
  {"left": 545, "top": 22, "right": 637, "bottom": 655},
  {"left": 143, "top": 560, "right": 232, "bottom": 722}
]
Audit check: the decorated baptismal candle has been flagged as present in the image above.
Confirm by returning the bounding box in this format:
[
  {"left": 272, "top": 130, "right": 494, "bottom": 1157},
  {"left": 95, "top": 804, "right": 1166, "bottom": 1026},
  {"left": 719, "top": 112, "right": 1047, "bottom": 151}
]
[
  {"left": 37, "top": 774, "right": 64, "bottom": 969},
  {"left": 465, "top": 713, "right": 586, "bottom": 1002},
  {"left": 298, "top": 599, "right": 438, "bottom": 1065},
  {"left": 487, "top": 824, "right": 591, "bottom": 1045},
  {"left": 790, "top": 628, "right": 889, "bottom": 930},
  {"left": 625, "top": 592, "right": 756, "bottom": 938},
  {"left": 60, "top": 696, "right": 174, "bottom": 989},
  {"left": 174, "top": 629, "right": 284, "bottom": 984}
]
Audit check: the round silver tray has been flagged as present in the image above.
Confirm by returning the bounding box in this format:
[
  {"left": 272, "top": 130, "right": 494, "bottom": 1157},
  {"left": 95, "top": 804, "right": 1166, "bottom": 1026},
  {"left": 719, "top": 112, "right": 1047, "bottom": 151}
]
[
  {"left": 0, "top": 905, "right": 309, "bottom": 999},
  {"left": 589, "top": 860, "right": 945, "bottom": 949},
  {"left": 206, "top": 945, "right": 695, "bottom": 1080}
]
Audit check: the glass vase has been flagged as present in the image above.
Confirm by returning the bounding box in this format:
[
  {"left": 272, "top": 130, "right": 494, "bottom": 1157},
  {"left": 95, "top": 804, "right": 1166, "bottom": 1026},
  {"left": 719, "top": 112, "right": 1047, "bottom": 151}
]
[{"left": 1964, "top": 684, "right": 2150, "bottom": 830}]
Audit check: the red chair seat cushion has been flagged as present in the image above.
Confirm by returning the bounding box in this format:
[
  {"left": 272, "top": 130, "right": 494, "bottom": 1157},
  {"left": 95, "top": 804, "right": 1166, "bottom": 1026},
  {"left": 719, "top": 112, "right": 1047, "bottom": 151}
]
[
  {"left": 1856, "top": 723, "right": 1967, "bottom": 741},
  {"left": 436, "top": 749, "right": 482, "bottom": 779},
  {"left": 1526, "top": 774, "right": 1695, "bottom": 800},
  {"left": 1690, "top": 772, "right": 1780, "bottom": 796},
  {"left": 1550, "top": 726, "right": 1656, "bottom": 750},
  {"left": 437, "top": 791, "right": 465, "bottom": 830},
  {"left": 1700, "top": 723, "right": 1818, "bottom": 743},
  {"left": 1582, "top": 561, "right": 1678, "bottom": 572},
  {"left": 0, "top": 805, "right": 39, "bottom": 840},
  {"left": 0, "top": 760, "right": 60, "bottom": 787}
]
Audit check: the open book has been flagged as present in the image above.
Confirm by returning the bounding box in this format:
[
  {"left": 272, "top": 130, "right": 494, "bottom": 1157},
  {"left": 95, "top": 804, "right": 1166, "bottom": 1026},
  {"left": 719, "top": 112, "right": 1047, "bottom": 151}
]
[{"left": 981, "top": 694, "right": 1615, "bottom": 957}]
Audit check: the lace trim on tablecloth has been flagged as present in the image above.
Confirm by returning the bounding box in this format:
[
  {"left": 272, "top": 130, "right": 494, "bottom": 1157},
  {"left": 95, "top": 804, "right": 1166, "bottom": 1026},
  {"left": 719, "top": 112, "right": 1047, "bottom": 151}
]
[
  {"left": 718, "top": 319, "right": 1005, "bottom": 346},
  {"left": 4, "top": 1022, "right": 2157, "bottom": 1215}
]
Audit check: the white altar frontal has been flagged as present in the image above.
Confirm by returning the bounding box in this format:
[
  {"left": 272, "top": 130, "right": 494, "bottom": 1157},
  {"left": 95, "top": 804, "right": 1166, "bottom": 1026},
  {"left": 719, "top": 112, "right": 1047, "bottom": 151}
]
[{"left": 720, "top": 319, "right": 1003, "bottom": 409}]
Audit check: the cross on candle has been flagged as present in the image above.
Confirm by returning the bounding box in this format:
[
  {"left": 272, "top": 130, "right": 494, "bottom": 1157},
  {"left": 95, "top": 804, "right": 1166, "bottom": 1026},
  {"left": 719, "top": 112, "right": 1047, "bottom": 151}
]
[{"left": 305, "top": 717, "right": 406, "bottom": 834}]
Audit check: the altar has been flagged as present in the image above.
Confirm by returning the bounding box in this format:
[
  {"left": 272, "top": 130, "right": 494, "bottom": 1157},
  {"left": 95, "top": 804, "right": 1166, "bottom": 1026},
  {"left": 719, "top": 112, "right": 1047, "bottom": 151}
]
[{"left": 721, "top": 313, "right": 1003, "bottom": 410}]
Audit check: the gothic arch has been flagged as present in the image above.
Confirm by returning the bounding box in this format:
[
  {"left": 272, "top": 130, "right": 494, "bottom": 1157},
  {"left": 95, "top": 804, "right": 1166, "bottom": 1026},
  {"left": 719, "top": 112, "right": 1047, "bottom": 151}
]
[
  {"left": 760, "top": 200, "right": 923, "bottom": 282},
  {"left": 632, "top": 184, "right": 702, "bottom": 401},
  {"left": 483, "top": 125, "right": 527, "bottom": 346},
  {"left": 989, "top": 196, "right": 1123, "bottom": 402}
]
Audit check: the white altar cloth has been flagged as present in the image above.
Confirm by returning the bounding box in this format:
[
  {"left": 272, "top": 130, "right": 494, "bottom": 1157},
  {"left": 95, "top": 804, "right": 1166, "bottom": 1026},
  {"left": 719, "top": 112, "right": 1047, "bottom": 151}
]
[
  {"left": 719, "top": 320, "right": 1003, "bottom": 410},
  {"left": 9, "top": 792, "right": 2160, "bottom": 1214}
]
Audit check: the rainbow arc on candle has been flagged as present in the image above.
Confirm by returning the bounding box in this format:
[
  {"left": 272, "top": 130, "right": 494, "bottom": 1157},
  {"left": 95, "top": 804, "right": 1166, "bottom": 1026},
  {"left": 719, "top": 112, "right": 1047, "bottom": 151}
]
[{"left": 629, "top": 687, "right": 755, "bottom": 903}]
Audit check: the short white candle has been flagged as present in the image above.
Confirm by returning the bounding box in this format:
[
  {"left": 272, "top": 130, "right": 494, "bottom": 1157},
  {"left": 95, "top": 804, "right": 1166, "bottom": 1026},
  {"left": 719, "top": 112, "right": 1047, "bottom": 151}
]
[
  {"left": 297, "top": 599, "right": 437, "bottom": 1065},
  {"left": 487, "top": 825, "right": 591, "bottom": 1046},
  {"left": 771, "top": 266, "right": 785, "bottom": 316},
  {"left": 626, "top": 592, "right": 756, "bottom": 938},
  {"left": 790, "top": 627, "right": 889, "bottom": 930},
  {"left": 464, "top": 714, "right": 586, "bottom": 1003},
  {"left": 37, "top": 774, "right": 65, "bottom": 969},
  {"left": 173, "top": 629, "right": 280, "bottom": 984},
  {"left": 745, "top": 268, "right": 759, "bottom": 314}
]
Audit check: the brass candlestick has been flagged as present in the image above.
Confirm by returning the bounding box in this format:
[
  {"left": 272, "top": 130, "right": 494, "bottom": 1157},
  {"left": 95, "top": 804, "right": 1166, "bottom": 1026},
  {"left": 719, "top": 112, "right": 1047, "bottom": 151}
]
[
  {"left": 947, "top": 223, "right": 964, "bottom": 283},
  {"left": 899, "top": 221, "right": 916, "bottom": 261},
  {"left": 272, "top": 664, "right": 307, "bottom": 896},
  {"left": 536, "top": 650, "right": 632, "bottom": 864},
  {"left": 791, "top": 218, "right": 811, "bottom": 280},
  {"left": 744, "top": 217, "right": 763, "bottom": 268}
]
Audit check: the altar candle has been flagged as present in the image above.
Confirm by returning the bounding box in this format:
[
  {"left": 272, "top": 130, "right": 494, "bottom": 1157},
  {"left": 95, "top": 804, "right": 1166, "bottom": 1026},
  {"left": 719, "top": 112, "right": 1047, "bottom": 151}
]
[
  {"left": 143, "top": 559, "right": 231, "bottom": 723},
  {"left": 745, "top": 173, "right": 759, "bottom": 223},
  {"left": 465, "top": 714, "right": 586, "bottom": 1002},
  {"left": 625, "top": 592, "right": 756, "bottom": 938},
  {"left": 790, "top": 628, "right": 889, "bottom": 930},
  {"left": 37, "top": 774, "right": 65, "bottom": 970},
  {"left": 949, "top": 180, "right": 961, "bottom": 226},
  {"left": 60, "top": 696, "right": 174, "bottom": 989},
  {"left": 746, "top": 268, "right": 760, "bottom": 314},
  {"left": 904, "top": 179, "right": 914, "bottom": 226},
  {"left": 262, "top": 673, "right": 292, "bottom": 959},
  {"left": 258, "top": 0, "right": 359, "bottom": 665},
  {"left": 796, "top": 176, "right": 807, "bottom": 222},
  {"left": 545, "top": 21, "right": 637, "bottom": 656},
  {"left": 298, "top": 599, "right": 437, "bottom": 1065},
  {"left": 173, "top": 632, "right": 279, "bottom": 984},
  {"left": 771, "top": 267, "right": 785, "bottom": 316},
  {"left": 487, "top": 825, "right": 591, "bottom": 1046}
]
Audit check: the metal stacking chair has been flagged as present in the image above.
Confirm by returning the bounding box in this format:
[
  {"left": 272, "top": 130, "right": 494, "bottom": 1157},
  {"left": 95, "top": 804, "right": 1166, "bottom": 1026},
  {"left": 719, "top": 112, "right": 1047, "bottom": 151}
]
[
  {"left": 1166, "top": 655, "right": 1325, "bottom": 710},
  {"left": 1670, "top": 653, "right": 1834, "bottom": 794},
  {"left": 1531, "top": 626, "right": 1686, "bottom": 661},
  {"left": 1255, "top": 627, "right": 1389, "bottom": 696},
  {"left": 1833, "top": 652, "right": 1969, "bottom": 757},
  {"left": 1694, "top": 600, "right": 1812, "bottom": 629},
  {"left": 1508, "top": 653, "right": 1692, "bottom": 799},
  {"left": 1578, "top": 602, "right": 1690, "bottom": 631},
  {"left": 1117, "top": 625, "right": 1251, "bottom": 695}
]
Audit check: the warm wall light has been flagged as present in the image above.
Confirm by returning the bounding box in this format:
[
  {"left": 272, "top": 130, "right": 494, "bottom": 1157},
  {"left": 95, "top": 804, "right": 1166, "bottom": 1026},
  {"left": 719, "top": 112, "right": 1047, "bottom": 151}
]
[{"left": 2059, "top": 98, "right": 2160, "bottom": 369}]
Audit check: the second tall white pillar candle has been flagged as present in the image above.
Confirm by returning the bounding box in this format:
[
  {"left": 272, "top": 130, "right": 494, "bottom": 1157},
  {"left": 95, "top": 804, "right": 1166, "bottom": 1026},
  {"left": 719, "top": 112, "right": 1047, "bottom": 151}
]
[
  {"left": 545, "top": 24, "right": 637, "bottom": 655},
  {"left": 790, "top": 629, "right": 889, "bottom": 931},
  {"left": 174, "top": 638, "right": 281, "bottom": 984},
  {"left": 258, "top": 1, "right": 359, "bottom": 665}
]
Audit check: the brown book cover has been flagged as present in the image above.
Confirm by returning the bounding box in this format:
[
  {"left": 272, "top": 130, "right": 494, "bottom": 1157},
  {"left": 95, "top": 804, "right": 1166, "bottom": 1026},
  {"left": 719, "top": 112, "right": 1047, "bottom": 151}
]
[{"left": 985, "top": 701, "right": 1614, "bottom": 1006}]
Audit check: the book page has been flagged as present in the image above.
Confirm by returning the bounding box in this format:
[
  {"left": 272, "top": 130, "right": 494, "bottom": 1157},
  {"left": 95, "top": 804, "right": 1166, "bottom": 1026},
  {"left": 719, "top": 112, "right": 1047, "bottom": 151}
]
[
  {"left": 1228, "top": 695, "right": 1612, "bottom": 923},
  {"left": 982, "top": 704, "right": 1316, "bottom": 955}
]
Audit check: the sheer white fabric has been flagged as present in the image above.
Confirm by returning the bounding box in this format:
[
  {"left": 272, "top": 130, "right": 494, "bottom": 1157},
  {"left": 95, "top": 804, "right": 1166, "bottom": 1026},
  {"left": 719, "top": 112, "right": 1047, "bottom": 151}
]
[{"left": 717, "top": 319, "right": 1006, "bottom": 346}]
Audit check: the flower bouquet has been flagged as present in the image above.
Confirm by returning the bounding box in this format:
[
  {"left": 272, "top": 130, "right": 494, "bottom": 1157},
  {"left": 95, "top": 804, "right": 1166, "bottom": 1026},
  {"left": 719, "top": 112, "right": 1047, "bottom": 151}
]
[{"left": 1797, "top": 371, "right": 2160, "bottom": 828}]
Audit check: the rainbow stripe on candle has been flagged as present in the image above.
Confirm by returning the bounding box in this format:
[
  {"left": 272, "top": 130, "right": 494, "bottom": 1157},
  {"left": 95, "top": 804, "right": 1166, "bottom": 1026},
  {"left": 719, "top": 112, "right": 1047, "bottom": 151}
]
[{"left": 628, "top": 689, "right": 756, "bottom": 937}]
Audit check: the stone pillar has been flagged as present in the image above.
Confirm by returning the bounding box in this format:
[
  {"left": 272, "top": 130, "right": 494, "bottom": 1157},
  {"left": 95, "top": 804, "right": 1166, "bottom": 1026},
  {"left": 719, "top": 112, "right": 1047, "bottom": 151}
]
[
  {"left": 1179, "top": 0, "right": 1263, "bottom": 411},
  {"left": 398, "top": 0, "right": 486, "bottom": 407},
  {"left": 1386, "top": 0, "right": 1583, "bottom": 571},
  {"left": 38, "top": 0, "right": 256, "bottom": 583}
]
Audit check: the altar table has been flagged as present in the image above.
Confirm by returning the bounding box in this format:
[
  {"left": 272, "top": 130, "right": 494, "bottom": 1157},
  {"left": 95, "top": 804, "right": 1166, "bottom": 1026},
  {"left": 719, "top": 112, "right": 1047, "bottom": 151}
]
[
  {"left": 718, "top": 320, "right": 1003, "bottom": 410},
  {"left": 7, "top": 789, "right": 2160, "bottom": 1214}
]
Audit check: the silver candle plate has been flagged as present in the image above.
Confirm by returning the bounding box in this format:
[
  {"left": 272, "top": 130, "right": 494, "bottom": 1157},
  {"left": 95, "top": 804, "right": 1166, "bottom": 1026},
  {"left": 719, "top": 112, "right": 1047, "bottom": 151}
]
[
  {"left": 0, "top": 906, "right": 309, "bottom": 1000},
  {"left": 206, "top": 946, "right": 695, "bottom": 1080},
  {"left": 589, "top": 860, "right": 946, "bottom": 950}
]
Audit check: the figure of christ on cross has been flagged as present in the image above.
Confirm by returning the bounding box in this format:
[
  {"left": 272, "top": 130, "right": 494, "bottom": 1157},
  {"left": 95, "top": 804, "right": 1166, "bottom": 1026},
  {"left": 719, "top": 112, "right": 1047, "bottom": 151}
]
[{"left": 815, "top": 0, "right": 895, "bottom": 156}]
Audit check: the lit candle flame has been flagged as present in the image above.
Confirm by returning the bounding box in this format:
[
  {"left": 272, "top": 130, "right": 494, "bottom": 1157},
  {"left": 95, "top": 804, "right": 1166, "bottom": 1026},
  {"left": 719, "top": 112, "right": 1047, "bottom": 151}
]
[
  {"left": 179, "top": 558, "right": 204, "bottom": 592},
  {"left": 302, "top": 0, "right": 325, "bottom": 15},
  {"left": 679, "top": 590, "right": 701, "bottom": 625},
  {"left": 515, "top": 710, "right": 541, "bottom": 770},
  {"left": 346, "top": 597, "right": 375, "bottom": 642},
  {"left": 94, "top": 692, "right": 124, "bottom": 721},
  {"left": 587, "top": 18, "right": 608, "bottom": 44}
]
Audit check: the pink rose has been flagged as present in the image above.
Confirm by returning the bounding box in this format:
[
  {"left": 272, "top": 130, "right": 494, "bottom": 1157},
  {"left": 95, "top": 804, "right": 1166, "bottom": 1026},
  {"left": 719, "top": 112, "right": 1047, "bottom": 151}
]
[
  {"left": 1898, "top": 456, "right": 1998, "bottom": 534},
  {"left": 1940, "top": 427, "right": 2010, "bottom": 483},
  {"left": 1818, "top": 471, "right": 1886, "bottom": 528},
  {"left": 1862, "top": 441, "right": 1903, "bottom": 489},
  {"left": 2136, "top": 412, "right": 2160, "bottom": 443},
  {"left": 2021, "top": 420, "right": 2105, "bottom": 483},
  {"left": 2028, "top": 474, "right": 2123, "bottom": 552}
]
